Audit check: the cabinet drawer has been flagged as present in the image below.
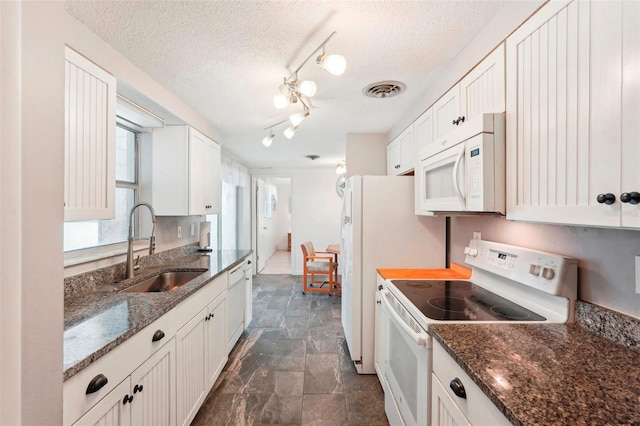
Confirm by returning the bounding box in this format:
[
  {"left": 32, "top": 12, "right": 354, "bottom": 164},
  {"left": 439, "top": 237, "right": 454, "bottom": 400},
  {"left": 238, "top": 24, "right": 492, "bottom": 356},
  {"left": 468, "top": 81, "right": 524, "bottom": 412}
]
[
  {"left": 63, "top": 310, "right": 178, "bottom": 426},
  {"left": 228, "top": 261, "right": 245, "bottom": 287},
  {"left": 432, "top": 340, "right": 510, "bottom": 426}
]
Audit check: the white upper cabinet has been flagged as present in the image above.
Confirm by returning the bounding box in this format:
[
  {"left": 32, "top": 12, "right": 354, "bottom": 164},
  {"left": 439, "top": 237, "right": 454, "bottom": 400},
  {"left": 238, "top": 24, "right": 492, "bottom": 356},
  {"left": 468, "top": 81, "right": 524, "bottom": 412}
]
[
  {"left": 415, "top": 108, "right": 434, "bottom": 162},
  {"left": 432, "top": 43, "right": 506, "bottom": 148},
  {"left": 150, "top": 126, "right": 221, "bottom": 216},
  {"left": 506, "top": 0, "right": 640, "bottom": 228},
  {"left": 64, "top": 47, "right": 116, "bottom": 221},
  {"left": 459, "top": 43, "right": 506, "bottom": 122},
  {"left": 387, "top": 125, "right": 415, "bottom": 175},
  {"left": 432, "top": 85, "right": 461, "bottom": 142}
]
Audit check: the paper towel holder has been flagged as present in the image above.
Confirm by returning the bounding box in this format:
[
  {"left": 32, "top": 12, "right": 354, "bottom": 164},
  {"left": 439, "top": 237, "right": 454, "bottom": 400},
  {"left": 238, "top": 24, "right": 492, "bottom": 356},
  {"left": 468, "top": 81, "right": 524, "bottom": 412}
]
[{"left": 198, "top": 221, "right": 213, "bottom": 252}]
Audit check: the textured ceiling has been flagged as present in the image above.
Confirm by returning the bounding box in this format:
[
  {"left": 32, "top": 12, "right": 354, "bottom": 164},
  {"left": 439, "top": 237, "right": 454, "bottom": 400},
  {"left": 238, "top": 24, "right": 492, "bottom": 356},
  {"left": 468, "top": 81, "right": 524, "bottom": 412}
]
[{"left": 65, "top": 1, "right": 508, "bottom": 169}]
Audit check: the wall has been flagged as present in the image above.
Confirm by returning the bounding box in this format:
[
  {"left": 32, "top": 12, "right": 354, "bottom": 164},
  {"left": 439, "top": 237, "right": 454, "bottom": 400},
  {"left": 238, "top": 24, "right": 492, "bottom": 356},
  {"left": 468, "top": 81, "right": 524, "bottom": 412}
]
[
  {"left": 0, "top": 2, "right": 65, "bottom": 424},
  {"left": 252, "top": 168, "right": 342, "bottom": 275},
  {"left": 450, "top": 216, "right": 640, "bottom": 319},
  {"left": 345, "top": 133, "right": 387, "bottom": 177}
]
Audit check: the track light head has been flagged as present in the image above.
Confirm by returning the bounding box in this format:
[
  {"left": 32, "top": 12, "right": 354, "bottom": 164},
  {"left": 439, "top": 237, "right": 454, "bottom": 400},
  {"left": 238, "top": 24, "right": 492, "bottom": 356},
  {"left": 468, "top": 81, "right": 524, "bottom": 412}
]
[
  {"left": 295, "top": 80, "right": 317, "bottom": 97},
  {"left": 262, "top": 131, "right": 275, "bottom": 147},
  {"left": 283, "top": 125, "right": 298, "bottom": 139},
  {"left": 317, "top": 53, "right": 347, "bottom": 76},
  {"left": 289, "top": 107, "right": 310, "bottom": 127}
]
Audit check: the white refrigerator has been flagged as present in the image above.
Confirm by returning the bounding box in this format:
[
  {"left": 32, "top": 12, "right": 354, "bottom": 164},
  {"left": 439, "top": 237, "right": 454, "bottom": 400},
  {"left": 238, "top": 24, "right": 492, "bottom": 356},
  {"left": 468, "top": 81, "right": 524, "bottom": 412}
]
[{"left": 341, "top": 175, "right": 446, "bottom": 374}]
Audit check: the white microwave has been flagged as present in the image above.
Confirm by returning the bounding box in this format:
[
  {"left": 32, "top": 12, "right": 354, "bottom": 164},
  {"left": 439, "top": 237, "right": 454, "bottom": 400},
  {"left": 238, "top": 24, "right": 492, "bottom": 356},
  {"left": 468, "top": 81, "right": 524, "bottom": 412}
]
[{"left": 418, "top": 113, "right": 505, "bottom": 214}]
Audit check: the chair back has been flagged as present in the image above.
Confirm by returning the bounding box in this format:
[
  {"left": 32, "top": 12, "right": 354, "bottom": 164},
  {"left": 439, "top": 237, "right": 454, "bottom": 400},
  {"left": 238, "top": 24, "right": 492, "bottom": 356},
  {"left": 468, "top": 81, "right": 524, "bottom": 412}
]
[{"left": 301, "top": 241, "right": 315, "bottom": 259}]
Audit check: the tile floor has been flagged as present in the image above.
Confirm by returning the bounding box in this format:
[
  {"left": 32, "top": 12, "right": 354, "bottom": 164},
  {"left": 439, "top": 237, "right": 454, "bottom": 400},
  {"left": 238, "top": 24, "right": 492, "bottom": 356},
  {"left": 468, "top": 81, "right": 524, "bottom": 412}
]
[
  {"left": 260, "top": 250, "right": 292, "bottom": 275},
  {"left": 191, "top": 274, "right": 389, "bottom": 426}
]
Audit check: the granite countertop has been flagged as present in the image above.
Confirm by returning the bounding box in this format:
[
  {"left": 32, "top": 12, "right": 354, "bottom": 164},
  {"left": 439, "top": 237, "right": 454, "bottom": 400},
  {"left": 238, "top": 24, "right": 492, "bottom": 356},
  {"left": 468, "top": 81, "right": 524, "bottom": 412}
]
[
  {"left": 63, "top": 249, "right": 251, "bottom": 381},
  {"left": 429, "top": 323, "right": 640, "bottom": 425}
]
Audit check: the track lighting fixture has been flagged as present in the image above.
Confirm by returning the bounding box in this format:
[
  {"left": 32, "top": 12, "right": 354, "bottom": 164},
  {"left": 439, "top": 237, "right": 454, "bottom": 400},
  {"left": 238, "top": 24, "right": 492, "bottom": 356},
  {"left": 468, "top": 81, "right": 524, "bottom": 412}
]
[
  {"left": 263, "top": 31, "right": 346, "bottom": 147},
  {"left": 335, "top": 161, "right": 346, "bottom": 175}
]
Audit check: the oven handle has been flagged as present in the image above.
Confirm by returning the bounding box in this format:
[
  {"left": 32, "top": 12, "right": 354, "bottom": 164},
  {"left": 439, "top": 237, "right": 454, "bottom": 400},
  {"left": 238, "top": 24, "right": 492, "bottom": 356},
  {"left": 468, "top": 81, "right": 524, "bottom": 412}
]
[
  {"left": 380, "top": 290, "right": 427, "bottom": 346},
  {"left": 452, "top": 144, "right": 466, "bottom": 207}
]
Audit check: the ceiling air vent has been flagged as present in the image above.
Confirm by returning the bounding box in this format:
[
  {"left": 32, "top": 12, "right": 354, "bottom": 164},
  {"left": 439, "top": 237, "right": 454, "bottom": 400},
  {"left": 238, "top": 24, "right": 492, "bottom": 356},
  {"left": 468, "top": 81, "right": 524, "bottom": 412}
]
[{"left": 363, "top": 80, "right": 406, "bottom": 98}]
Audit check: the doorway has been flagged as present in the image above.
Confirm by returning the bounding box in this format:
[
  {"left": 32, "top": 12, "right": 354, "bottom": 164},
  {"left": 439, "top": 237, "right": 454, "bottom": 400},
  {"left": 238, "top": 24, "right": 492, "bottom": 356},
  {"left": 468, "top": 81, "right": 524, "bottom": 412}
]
[{"left": 252, "top": 176, "right": 292, "bottom": 275}]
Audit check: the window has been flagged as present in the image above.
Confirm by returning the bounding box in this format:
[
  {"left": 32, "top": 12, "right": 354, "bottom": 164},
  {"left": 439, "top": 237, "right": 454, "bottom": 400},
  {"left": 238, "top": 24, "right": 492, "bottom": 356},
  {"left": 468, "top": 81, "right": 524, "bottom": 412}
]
[{"left": 64, "top": 125, "right": 139, "bottom": 252}]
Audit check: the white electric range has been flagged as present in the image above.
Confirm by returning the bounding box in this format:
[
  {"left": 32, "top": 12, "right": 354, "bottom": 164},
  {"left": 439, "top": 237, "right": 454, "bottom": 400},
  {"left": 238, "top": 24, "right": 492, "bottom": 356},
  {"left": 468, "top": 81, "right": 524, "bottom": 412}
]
[{"left": 374, "top": 239, "right": 578, "bottom": 426}]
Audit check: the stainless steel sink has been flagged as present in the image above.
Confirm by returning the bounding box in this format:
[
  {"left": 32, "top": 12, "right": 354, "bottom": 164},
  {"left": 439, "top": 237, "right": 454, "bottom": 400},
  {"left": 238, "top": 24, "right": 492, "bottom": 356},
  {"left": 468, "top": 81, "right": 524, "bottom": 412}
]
[{"left": 120, "top": 270, "right": 206, "bottom": 293}]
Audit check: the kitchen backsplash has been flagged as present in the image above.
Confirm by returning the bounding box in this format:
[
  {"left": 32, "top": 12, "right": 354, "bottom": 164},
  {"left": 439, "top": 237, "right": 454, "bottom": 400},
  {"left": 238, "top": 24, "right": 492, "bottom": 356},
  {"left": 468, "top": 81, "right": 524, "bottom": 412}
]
[{"left": 576, "top": 301, "right": 640, "bottom": 353}]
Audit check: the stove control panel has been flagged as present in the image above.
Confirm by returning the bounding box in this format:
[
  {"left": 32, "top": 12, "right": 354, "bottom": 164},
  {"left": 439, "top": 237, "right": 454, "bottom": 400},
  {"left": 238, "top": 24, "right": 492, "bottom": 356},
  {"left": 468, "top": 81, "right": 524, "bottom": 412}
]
[{"left": 464, "top": 239, "right": 577, "bottom": 296}]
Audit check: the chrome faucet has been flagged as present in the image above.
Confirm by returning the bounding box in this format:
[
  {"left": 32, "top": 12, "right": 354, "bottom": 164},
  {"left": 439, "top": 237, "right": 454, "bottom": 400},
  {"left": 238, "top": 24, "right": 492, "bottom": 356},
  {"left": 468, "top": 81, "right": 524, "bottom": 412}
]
[{"left": 126, "top": 202, "right": 157, "bottom": 279}]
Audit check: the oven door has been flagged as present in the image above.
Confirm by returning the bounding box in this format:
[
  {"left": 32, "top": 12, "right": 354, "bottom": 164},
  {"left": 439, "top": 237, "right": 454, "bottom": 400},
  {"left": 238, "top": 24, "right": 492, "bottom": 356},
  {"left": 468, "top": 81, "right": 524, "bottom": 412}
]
[
  {"left": 379, "top": 289, "right": 430, "bottom": 426},
  {"left": 419, "top": 141, "right": 466, "bottom": 212}
]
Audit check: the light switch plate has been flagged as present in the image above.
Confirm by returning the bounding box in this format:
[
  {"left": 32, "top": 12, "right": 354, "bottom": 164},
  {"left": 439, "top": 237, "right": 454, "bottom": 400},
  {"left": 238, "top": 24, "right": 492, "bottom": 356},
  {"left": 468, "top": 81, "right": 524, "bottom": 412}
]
[
  {"left": 190, "top": 224, "right": 195, "bottom": 236},
  {"left": 635, "top": 256, "right": 640, "bottom": 295},
  {"left": 177, "top": 226, "right": 182, "bottom": 238}
]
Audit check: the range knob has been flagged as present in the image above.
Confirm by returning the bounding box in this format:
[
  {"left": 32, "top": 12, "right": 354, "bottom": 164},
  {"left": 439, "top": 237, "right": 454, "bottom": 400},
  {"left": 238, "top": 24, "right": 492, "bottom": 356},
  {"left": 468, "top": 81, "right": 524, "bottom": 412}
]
[
  {"left": 529, "top": 264, "right": 541, "bottom": 276},
  {"left": 464, "top": 247, "right": 478, "bottom": 257},
  {"left": 541, "top": 267, "right": 555, "bottom": 280}
]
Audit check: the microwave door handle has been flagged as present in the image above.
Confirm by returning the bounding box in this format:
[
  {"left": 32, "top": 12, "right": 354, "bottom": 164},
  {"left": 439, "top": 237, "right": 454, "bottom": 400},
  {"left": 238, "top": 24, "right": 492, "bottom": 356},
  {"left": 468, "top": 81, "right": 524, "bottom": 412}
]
[
  {"left": 380, "top": 290, "right": 427, "bottom": 346},
  {"left": 452, "top": 145, "right": 466, "bottom": 206}
]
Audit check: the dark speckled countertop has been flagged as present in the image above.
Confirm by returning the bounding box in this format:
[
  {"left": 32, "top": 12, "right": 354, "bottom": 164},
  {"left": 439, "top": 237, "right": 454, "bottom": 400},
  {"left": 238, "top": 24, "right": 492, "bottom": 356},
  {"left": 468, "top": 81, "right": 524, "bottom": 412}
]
[
  {"left": 64, "top": 249, "right": 251, "bottom": 381},
  {"left": 429, "top": 323, "right": 640, "bottom": 426}
]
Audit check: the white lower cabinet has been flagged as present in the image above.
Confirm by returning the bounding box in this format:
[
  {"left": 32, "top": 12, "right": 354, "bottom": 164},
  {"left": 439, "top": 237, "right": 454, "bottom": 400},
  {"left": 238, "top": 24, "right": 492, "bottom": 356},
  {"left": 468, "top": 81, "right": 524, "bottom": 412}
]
[
  {"left": 175, "top": 282, "right": 228, "bottom": 426},
  {"left": 73, "top": 340, "right": 175, "bottom": 426},
  {"left": 432, "top": 340, "right": 510, "bottom": 426},
  {"left": 64, "top": 266, "right": 241, "bottom": 426}
]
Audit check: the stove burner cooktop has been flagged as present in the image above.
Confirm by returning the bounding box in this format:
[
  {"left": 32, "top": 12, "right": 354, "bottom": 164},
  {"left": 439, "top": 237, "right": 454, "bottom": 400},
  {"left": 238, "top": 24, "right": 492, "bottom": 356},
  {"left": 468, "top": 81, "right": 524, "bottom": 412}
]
[{"left": 390, "top": 280, "right": 546, "bottom": 321}]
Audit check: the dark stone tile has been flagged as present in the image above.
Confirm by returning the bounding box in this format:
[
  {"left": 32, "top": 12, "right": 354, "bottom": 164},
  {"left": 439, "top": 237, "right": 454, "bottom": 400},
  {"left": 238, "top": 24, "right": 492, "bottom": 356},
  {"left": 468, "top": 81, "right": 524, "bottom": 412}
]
[
  {"left": 301, "top": 394, "right": 348, "bottom": 425},
  {"left": 306, "top": 336, "right": 340, "bottom": 354},
  {"left": 256, "top": 309, "right": 286, "bottom": 327},
  {"left": 267, "top": 296, "right": 292, "bottom": 310},
  {"left": 303, "top": 354, "right": 343, "bottom": 394},
  {"left": 191, "top": 392, "right": 266, "bottom": 426},
  {"left": 286, "top": 299, "right": 312, "bottom": 317},
  {"left": 260, "top": 371, "right": 304, "bottom": 424},
  {"left": 338, "top": 338, "right": 357, "bottom": 372},
  {"left": 218, "top": 352, "right": 272, "bottom": 394},
  {"left": 345, "top": 390, "right": 389, "bottom": 425},
  {"left": 271, "top": 338, "right": 307, "bottom": 371},
  {"left": 342, "top": 368, "right": 384, "bottom": 397}
]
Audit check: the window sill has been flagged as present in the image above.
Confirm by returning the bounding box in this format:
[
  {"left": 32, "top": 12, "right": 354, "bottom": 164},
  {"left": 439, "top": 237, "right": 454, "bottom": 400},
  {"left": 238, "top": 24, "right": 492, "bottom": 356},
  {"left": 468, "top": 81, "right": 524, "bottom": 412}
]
[{"left": 64, "top": 241, "right": 150, "bottom": 268}]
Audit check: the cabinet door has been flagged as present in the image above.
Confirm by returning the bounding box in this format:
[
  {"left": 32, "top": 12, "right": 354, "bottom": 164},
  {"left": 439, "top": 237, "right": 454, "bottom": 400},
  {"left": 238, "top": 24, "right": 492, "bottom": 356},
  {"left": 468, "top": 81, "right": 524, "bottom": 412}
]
[
  {"left": 176, "top": 308, "right": 207, "bottom": 426},
  {"left": 189, "top": 128, "right": 221, "bottom": 215},
  {"left": 64, "top": 48, "right": 116, "bottom": 221},
  {"left": 620, "top": 0, "right": 640, "bottom": 228},
  {"left": 386, "top": 139, "right": 401, "bottom": 175},
  {"left": 130, "top": 338, "right": 176, "bottom": 426},
  {"left": 204, "top": 140, "right": 221, "bottom": 214},
  {"left": 188, "top": 130, "right": 209, "bottom": 215},
  {"left": 431, "top": 374, "right": 470, "bottom": 426},
  {"left": 398, "top": 126, "right": 415, "bottom": 175},
  {"left": 206, "top": 294, "right": 227, "bottom": 390},
  {"left": 459, "top": 42, "right": 505, "bottom": 122},
  {"left": 506, "top": 0, "right": 638, "bottom": 228},
  {"left": 432, "top": 85, "right": 460, "bottom": 141},
  {"left": 415, "top": 108, "right": 434, "bottom": 161},
  {"left": 73, "top": 379, "right": 131, "bottom": 426}
]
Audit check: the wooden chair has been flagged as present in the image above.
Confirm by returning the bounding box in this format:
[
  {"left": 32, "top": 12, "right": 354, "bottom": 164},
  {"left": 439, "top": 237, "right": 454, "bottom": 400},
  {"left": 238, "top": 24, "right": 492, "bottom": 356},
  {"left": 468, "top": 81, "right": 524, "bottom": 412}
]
[{"left": 300, "top": 241, "right": 339, "bottom": 295}]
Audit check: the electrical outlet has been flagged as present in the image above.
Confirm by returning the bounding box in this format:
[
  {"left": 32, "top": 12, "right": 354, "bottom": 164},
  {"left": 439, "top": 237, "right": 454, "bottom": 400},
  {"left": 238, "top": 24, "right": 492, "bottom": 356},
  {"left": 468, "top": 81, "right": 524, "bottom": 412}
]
[
  {"left": 190, "top": 224, "right": 195, "bottom": 237},
  {"left": 473, "top": 232, "right": 481, "bottom": 240},
  {"left": 177, "top": 226, "right": 182, "bottom": 238},
  {"left": 635, "top": 256, "right": 640, "bottom": 295}
]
